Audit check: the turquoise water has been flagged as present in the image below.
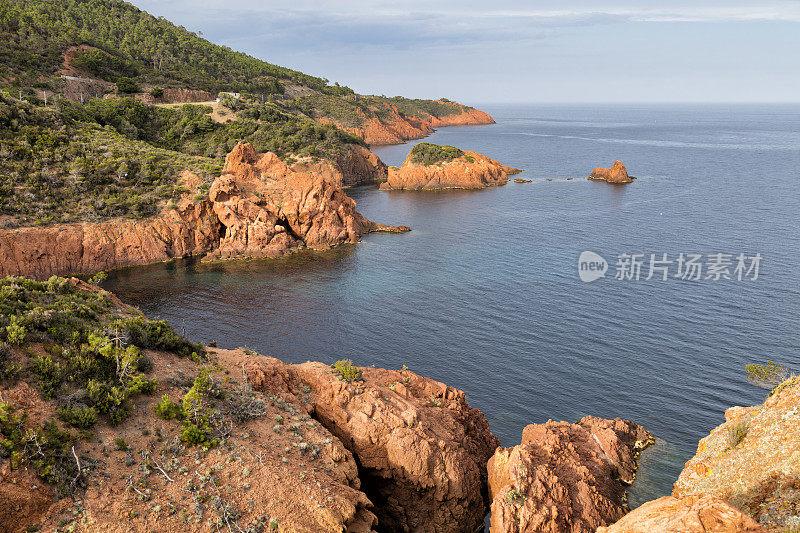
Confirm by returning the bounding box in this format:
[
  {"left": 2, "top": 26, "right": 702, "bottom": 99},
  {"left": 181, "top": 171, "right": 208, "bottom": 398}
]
[{"left": 106, "top": 104, "right": 800, "bottom": 507}]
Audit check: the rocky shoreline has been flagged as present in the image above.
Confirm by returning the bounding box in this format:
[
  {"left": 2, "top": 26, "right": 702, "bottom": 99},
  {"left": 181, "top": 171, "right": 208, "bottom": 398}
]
[
  {"left": 0, "top": 143, "right": 408, "bottom": 281},
  {"left": 0, "top": 278, "right": 797, "bottom": 532}
]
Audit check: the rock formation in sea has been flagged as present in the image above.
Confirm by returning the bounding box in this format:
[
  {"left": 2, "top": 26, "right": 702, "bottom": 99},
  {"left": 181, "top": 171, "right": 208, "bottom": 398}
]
[
  {"left": 587, "top": 161, "right": 635, "bottom": 183},
  {"left": 380, "top": 144, "right": 521, "bottom": 191},
  {"left": 0, "top": 143, "right": 405, "bottom": 280},
  {"left": 486, "top": 416, "right": 654, "bottom": 533},
  {"left": 514, "top": 178, "right": 532, "bottom": 183}
]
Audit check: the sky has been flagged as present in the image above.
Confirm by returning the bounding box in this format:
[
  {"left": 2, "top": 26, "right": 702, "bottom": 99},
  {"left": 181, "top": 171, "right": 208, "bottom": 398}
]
[{"left": 136, "top": 1, "right": 800, "bottom": 103}]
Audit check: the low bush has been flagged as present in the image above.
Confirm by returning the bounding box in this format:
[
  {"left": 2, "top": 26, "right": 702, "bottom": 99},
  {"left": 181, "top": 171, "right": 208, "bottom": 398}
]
[
  {"left": 58, "top": 405, "right": 98, "bottom": 429},
  {"left": 727, "top": 421, "right": 749, "bottom": 449},
  {"left": 409, "top": 143, "right": 464, "bottom": 166},
  {"left": 332, "top": 359, "right": 363, "bottom": 383}
]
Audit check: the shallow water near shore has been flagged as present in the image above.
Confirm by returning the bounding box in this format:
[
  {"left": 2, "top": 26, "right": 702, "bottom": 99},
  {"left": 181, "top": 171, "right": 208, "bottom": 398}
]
[{"left": 106, "top": 103, "right": 800, "bottom": 511}]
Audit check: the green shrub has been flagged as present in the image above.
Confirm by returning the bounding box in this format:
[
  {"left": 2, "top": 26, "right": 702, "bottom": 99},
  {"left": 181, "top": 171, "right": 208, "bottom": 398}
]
[
  {"left": 155, "top": 394, "right": 184, "bottom": 420},
  {"left": 332, "top": 359, "right": 363, "bottom": 383},
  {"left": 409, "top": 143, "right": 464, "bottom": 166},
  {"left": 6, "top": 316, "right": 26, "bottom": 345},
  {"left": 0, "top": 401, "right": 26, "bottom": 468},
  {"left": 746, "top": 361, "right": 791, "bottom": 394},
  {"left": 116, "top": 77, "right": 139, "bottom": 94},
  {"left": 114, "top": 437, "right": 129, "bottom": 451},
  {"left": 29, "top": 354, "right": 63, "bottom": 398},
  {"left": 727, "top": 421, "right": 749, "bottom": 449},
  {"left": 505, "top": 488, "right": 526, "bottom": 506},
  {"left": 58, "top": 405, "right": 98, "bottom": 429}
]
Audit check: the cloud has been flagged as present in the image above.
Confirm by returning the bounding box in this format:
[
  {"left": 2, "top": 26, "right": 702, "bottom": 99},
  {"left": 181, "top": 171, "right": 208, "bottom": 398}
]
[{"left": 136, "top": 1, "right": 800, "bottom": 56}]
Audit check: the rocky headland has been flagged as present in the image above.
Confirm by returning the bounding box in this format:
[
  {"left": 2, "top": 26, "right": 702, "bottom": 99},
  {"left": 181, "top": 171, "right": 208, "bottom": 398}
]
[
  {"left": 317, "top": 100, "right": 495, "bottom": 146},
  {"left": 1, "top": 276, "right": 798, "bottom": 532},
  {"left": 587, "top": 161, "right": 635, "bottom": 184},
  {"left": 0, "top": 143, "right": 405, "bottom": 280},
  {"left": 380, "top": 143, "right": 521, "bottom": 191}
]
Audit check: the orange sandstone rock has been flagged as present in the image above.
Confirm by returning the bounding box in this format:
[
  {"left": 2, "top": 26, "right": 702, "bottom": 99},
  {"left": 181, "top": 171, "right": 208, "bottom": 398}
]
[
  {"left": 288, "top": 361, "right": 500, "bottom": 533},
  {"left": 487, "top": 416, "right": 653, "bottom": 533},
  {"left": 0, "top": 144, "right": 403, "bottom": 279},
  {"left": 596, "top": 494, "right": 766, "bottom": 533},
  {"left": 673, "top": 378, "right": 800, "bottom": 529},
  {"left": 317, "top": 100, "right": 495, "bottom": 146},
  {"left": 587, "top": 161, "right": 634, "bottom": 183},
  {"left": 380, "top": 150, "right": 521, "bottom": 191}
]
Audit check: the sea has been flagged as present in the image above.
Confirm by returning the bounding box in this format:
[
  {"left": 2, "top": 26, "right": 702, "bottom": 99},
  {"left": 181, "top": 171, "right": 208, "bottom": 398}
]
[{"left": 105, "top": 103, "right": 800, "bottom": 509}]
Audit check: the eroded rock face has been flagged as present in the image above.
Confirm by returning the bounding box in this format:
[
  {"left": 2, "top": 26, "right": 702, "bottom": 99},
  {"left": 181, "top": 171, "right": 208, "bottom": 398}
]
[
  {"left": 673, "top": 378, "right": 800, "bottom": 529},
  {"left": 596, "top": 494, "right": 766, "bottom": 533},
  {"left": 0, "top": 194, "right": 220, "bottom": 279},
  {"left": 0, "top": 144, "right": 402, "bottom": 279},
  {"left": 487, "top": 416, "right": 653, "bottom": 533},
  {"left": 587, "top": 161, "right": 634, "bottom": 183},
  {"left": 207, "top": 143, "right": 379, "bottom": 260},
  {"left": 292, "top": 145, "right": 389, "bottom": 187},
  {"left": 380, "top": 150, "right": 521, "bottom": 191},
  {"left": 289, "top": 361, "right": 500, "bottom": 533}
]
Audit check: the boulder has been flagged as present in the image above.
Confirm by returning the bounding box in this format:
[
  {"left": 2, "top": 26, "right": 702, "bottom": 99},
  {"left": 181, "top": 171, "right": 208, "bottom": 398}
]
[
  {"left": 487, "top": 416, "right": 653, "bottom": 532},
  {"left": 596, "top": 494, "right": 766, "bottom": 533},
  {"left": 290, "top": 361, "right": 500, "bottom": 532}
]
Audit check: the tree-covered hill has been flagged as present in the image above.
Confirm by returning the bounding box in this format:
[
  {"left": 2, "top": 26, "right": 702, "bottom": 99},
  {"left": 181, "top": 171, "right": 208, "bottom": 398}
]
[{"left": 0, "top": 0, "right": 353, "bottom": 95}]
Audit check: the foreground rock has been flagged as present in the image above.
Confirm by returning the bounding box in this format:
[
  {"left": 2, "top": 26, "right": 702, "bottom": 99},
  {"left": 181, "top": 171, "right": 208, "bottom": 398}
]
[
  {"left": 0, "top": 143, "right": 404, "bottom": 279},
  {"left": 288, "top": 362, "right": 500, "bottom": 532},
  {"left": 596, "top": 494, "right": 766, "bottom": 533},
  {"left": 672, "top": 377, "right": 800, "bottom": 530},
  {"left": 487, "top": 416, "right": 653, "bottom": 533},
  {"left": 587, "top": 161, "right": 635, "bottom": 184},
  {"left": 380, "top": 144, "right": 521, "bottom": 191}
]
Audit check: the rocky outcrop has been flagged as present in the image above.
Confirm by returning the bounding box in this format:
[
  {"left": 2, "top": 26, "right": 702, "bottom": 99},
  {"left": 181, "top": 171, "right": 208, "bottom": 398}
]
[
  {"left": 0, "top": 144, "right": 404, "bottom": 279},
  {"left": 0, "top": 194, "right": 221, "bottom": 279},
  {"left": 380, "top": 150, "right": 521, "bottom": 191},
  {"left": 672, "top": 378, "right": 800, "bottom": 530},
  {"left": 206, "top": 143, "right": 387, "bottom": 260},
  {"left": 487, "top": 416, "right": 654, "bottom": 533},
  {"left": 587, "top": 161, "right": 634, "bottom": 184},
  {"left": 293, "top": 145, "right": 388, "bottom": 187},
  {"left": 287, "top": 361, "right": 500, "bottom": 533},
  {"left": 514, "top": 178, "right": 532, "bottom": 183},
  {"left": 319, "top": 101, "right": 495, "bottom": 146},
  {"left": 596, "top": 494, "right": 766, "bottom": 533}
]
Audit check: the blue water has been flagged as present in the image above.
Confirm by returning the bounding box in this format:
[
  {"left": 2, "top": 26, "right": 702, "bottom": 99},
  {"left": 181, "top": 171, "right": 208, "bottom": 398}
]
[{"left": 105, "top": 104, "right": 800, "bottom": 507}]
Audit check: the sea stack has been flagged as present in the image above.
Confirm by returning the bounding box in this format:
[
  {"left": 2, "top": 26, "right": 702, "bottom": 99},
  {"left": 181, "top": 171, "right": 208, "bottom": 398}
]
[{"left": 587, "top": 161, "right": 635, "bottom": 183}]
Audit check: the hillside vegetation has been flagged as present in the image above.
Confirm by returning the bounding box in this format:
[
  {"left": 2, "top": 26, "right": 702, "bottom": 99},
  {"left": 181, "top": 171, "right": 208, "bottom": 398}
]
[
  {"left": 0, "top": 0, "right": 484, "bottom": 227},
  {"left": 0, "top": 0, "right": 352, "bottom": 95}
]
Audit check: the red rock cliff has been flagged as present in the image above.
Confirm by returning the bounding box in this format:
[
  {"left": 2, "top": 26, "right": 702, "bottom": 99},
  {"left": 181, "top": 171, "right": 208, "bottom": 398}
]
[
  {"left": 289, "top": 361, "right": 500, "bottom": 533},
  {"left": 487, "top": 416, "right": 653, "bottom": 533},
  {"left": 0, "top": 144, "right": 401, "bottom": 279},
  {"left": 318, "top": 100, "right": 495, "bottom": 146}
]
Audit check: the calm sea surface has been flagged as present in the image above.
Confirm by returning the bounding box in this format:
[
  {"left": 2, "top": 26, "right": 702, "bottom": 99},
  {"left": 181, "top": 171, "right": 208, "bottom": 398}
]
[{"left": 106, "top": 104, "right": 800, "bottom": 507}]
